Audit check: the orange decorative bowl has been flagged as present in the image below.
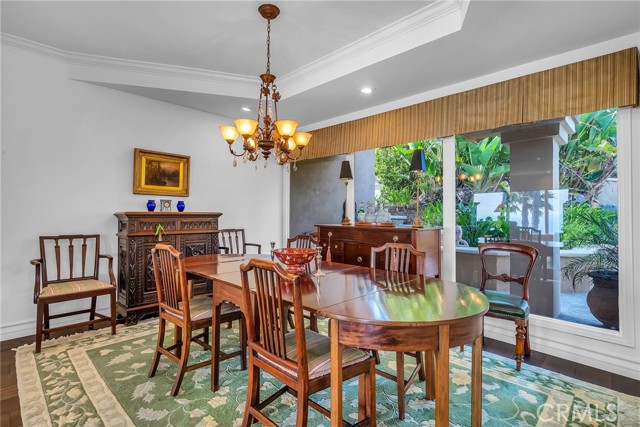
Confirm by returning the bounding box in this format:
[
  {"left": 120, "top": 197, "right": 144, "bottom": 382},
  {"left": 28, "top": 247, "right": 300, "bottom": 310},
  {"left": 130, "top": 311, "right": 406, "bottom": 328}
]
[{"left": 273, "top": 248, "right": 316, "bottom": 274}]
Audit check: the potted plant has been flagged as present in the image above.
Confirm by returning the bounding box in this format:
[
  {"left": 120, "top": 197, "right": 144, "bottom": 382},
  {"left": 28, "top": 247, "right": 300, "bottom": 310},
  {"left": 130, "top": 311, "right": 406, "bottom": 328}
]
[
  {"left": 562, "top": 208, "right": 618, "bottom": 329},
  {"left": 155, "top": 224, "right": 165, "bottom": 241}
]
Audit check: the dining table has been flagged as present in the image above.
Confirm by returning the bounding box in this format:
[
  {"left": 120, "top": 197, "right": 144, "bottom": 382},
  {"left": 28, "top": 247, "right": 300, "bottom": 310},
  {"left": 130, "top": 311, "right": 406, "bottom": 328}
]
[{"left": 184, "top": 253, "right": 489, "bottom": 427}]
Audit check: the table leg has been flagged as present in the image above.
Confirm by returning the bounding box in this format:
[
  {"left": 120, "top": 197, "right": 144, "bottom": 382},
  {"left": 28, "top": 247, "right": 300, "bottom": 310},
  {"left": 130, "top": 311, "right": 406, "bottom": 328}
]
[
  {"left": 210, "top": 291, "right": 222, "bottom": 392},
  {"left": 435, "top": 325, "right": 450, "bottom": 427},
  {"left": 471, "top": 334, "right": 483, "bottom": 427},
  {"left": 330, "top": 318, "right": 343, "bottom": 427},
  {"left": 424, "top": 350, "right": 436, "bottom": 400}
]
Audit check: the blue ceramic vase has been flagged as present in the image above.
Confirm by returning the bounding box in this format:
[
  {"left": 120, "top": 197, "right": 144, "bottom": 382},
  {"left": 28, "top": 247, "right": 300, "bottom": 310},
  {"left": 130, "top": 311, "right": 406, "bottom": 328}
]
[
  {"left": 176, "top": 201, "right": 185, "bottom": 212},
  {"left": 146, "top": 200, "right": 156, "bottom": 212}
]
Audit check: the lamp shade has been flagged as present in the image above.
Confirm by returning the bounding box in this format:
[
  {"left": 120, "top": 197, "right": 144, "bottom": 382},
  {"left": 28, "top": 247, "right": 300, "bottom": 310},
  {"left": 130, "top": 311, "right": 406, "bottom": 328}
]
[
  {"left": 339, "top": 160, "right": 353, "bottom": 180},
  {"left": 409, "top": 149, "right": 427, "bottom": 172}
]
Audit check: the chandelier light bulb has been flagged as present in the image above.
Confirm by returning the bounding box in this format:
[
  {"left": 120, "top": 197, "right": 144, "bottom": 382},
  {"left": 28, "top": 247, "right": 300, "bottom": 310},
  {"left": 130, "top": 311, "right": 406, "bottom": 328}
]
[
  {"left": 219, "top": 125, "right": 239, "bottom": 144},
  {"left": 274, "top": 120, "right": 298, "bottom": 138}
]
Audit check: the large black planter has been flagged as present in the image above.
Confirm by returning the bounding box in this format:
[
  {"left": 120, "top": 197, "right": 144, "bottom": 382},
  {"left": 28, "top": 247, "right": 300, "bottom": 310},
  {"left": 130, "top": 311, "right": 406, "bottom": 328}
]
[{"left": 586, "top": 270, "right": 619, "bottom": 330}]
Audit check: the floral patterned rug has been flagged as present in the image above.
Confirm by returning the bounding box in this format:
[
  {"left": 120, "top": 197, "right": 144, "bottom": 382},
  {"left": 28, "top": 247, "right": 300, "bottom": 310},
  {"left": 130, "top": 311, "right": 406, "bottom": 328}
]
[{"left": 15, "top": 319, "right": 639, "bottom": 426}]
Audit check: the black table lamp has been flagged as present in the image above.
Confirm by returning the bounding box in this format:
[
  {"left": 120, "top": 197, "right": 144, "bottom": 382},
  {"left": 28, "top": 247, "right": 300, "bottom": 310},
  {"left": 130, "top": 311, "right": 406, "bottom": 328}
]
[
  {"left": 409, "top": 149, "right": 427, "bottom": 228},
  {"left": 339, "top": 160, "right": 353, "bottom": 225}
]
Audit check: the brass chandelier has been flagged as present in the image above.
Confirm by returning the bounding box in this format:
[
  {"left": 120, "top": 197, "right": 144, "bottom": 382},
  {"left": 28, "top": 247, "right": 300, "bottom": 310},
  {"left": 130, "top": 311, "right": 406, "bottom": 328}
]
[{"left": 219, "top": 4, "right": 312, "bottom": 168}]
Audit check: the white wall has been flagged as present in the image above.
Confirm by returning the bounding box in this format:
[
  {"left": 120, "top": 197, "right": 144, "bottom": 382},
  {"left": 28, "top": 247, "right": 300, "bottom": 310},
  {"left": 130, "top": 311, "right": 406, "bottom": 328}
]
[{"left": 0, "top": 44, "right": 284, "bottom": 340}]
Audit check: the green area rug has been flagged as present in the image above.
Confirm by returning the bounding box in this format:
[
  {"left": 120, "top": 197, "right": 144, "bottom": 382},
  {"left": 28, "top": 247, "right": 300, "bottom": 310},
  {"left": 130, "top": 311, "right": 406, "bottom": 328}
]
[{"left": 16, "top": 320, "right": 639, "bottom": 426}]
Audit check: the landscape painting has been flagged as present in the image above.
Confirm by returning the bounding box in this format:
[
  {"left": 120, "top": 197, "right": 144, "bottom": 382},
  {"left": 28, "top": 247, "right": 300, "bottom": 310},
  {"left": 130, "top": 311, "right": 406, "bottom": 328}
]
[{"left": 133, "top": 148, "right": 190, "bottom": 196}]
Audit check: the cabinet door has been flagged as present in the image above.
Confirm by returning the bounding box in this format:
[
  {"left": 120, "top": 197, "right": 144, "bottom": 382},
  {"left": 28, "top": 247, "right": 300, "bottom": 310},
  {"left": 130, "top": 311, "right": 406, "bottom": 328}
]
[
  {"left": 319, "top": 239, "right": 344, "bottom": 263},
  {"left": 180, "top": 233, "right": 216, "bottom": 294},
  {"left": 139, "top": 236, "right": 178, "bottom": 305}
]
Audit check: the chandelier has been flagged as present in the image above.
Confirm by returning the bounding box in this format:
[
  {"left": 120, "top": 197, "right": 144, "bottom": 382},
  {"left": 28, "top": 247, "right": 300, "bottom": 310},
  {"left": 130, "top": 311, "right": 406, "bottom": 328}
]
[{"left": 219, "top": 4, "right": 312, "bottom": 168}]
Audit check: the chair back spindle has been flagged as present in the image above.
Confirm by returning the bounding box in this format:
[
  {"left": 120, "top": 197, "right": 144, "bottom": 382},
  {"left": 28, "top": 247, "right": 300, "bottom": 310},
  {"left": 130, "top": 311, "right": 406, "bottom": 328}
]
[
  {"left": 371, "top": 242, "right": 426, "bottom": 276},
  {"left": 241, "top": 259, "right": 306, "bottom": 374},
  {"left": 286, "top": 233, "right": 319, "bottom": 249},
  {"left": 151, "top": 244, "right": 190, "bottom": 318},
  {"left": 39, "top": 235, "right": 100, "bottom": 286}
]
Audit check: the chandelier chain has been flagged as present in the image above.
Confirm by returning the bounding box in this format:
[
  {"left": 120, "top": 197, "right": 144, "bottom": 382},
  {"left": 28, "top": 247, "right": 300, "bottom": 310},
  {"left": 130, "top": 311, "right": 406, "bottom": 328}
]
[{"left": 266, "top": 19, "right": 271, "bottom": 75}]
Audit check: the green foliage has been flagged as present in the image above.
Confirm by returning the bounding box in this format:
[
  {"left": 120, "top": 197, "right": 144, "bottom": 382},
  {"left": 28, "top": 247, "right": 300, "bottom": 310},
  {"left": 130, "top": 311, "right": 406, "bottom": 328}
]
[
  {"left": 374, "top": 139, "right": 443, "bottom": 207},
  {"left": 421, "top": 201, "right": 443, "bottom": 227},
  {"left": 382, "top": 187, "right": 413, "bottom": 209},
  {"left": 455, "top": 135, "right": 510, "bottom": 206},
  {"left": 560, "top": 109, "right": 617, "bottom": 204},
  {"left": 562, "top": 207, "right": 618, "bottom": 289},
  {"left": 155, "top": 224, "right": 165, "bottom": 237},
  {"left": 561, "top": 203, "right": 615, "bottom": 249},
  {"left": 456, "top": 200, "right": 509, "bottom": 246}
]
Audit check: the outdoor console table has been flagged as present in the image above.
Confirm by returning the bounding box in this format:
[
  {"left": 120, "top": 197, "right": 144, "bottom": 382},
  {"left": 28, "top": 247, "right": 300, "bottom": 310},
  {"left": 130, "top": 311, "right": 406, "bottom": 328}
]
[{"left": 184, "top": 254, "right": 488, "bottom": 427}]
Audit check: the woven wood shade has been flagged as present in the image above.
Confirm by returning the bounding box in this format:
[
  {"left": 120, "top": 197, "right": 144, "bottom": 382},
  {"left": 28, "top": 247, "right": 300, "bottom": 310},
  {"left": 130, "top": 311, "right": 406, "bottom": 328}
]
[
  {"left": 301, "top": 48, "right": 638, "bottom": 161},
  {"left": 523, "top": 48, "right": 639, "bottom": 122}
]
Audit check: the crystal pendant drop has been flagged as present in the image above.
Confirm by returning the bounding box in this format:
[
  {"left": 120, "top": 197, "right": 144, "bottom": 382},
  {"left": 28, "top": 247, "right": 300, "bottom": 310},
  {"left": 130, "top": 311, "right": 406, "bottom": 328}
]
[
  {"left": 293, "top": 163, "right": 297, "bottom": 172},
  {"left": 233, "top": 158, "right": 237, "bottom": 167}
]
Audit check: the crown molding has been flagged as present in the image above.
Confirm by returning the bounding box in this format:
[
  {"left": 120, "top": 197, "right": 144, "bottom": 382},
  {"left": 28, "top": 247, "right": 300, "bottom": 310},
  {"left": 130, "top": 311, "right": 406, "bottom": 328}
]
[
  {"left": 1, "top": 32, "right": 258, "bottom": 98},
  {"left": 301, "top": 31, "right": 640, "bottom": 132},
  {"left": 279, "top": 0, "right": 470, "bottom": 97},
  {"left": 2, "top": 1, "right": 469, "bottom": 101},
  {"left": 1, "top": 32, "right": 67, "bottom": 61}
]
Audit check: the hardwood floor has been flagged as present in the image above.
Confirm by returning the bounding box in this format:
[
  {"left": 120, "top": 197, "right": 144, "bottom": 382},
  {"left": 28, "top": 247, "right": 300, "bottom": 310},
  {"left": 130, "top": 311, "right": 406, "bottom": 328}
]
[{"left": 1, "top": 330, "right": 638, "bottom": 427}]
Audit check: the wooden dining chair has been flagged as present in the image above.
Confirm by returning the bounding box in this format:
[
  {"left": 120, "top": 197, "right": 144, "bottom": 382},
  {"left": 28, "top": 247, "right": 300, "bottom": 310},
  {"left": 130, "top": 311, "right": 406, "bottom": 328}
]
[
  {"left": 31, "top": 234, "right": 117, "bottom": 353},
  {"left": 240, "top": 258, "right": 375, "bottom": 427},
  {"left": 286, "top": 233, "right": 320, "bottom": 331},
  {"left": 218, "top": 229, "right": 262, "bottom": 254},
  {"left": 148, "top": 243, "right": 246, "bottom": 396},
  {"left": 370, "top": 242, "right": 426, "bottom": 420},
  {"left": 286, "top": 233, "right": 319, "bottom": 249},
  {"left": 478, "top": 242, "right": 539, "bottom": 371}
]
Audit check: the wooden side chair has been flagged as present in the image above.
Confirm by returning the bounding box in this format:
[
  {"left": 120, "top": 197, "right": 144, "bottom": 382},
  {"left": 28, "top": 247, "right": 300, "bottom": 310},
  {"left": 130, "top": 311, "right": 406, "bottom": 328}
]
[
  {"left": 148, "top": 243, "right": 246, "bottom": 396},
  {"left": 240, "top": 258, "right": 375, "bottom": 427},
  {"left": 219, "top": 228, "right": 262, "bottom": 254},
  {"left": 31, "top": 234, "right": 117, "bottom": 353},
  {"left": 286, "top": 233, "right": 320, "bottom": 331},
  {"left": 370, "top": 242, "right": 426, "bottom": 420},
  {"left": 478, "top": 242, "right": 539, "bottom": 371},
  {"left": 286, "top": 233, "right": 319, "bottom": 249}
]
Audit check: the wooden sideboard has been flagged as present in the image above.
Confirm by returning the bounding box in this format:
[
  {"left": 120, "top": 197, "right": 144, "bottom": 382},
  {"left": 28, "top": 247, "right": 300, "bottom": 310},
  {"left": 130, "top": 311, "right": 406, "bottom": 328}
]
[
  {"left": 114, "top": 212, "right": 222, "bottom": 324},
  {"left": 316, "top": 224, "right": 441, "bottom": 277}
]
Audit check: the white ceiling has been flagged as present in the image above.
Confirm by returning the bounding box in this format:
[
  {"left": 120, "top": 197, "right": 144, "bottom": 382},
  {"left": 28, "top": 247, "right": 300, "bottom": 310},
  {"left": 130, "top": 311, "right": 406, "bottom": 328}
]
[{"left": 2, "top": 1, "right": 639, "bottom": 129}]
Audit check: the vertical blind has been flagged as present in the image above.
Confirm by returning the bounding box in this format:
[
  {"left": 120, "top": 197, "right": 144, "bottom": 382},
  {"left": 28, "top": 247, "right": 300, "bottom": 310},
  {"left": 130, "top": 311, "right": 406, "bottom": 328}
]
[{"left": 300, "top": 48, "right": 638, "bottom": 161}]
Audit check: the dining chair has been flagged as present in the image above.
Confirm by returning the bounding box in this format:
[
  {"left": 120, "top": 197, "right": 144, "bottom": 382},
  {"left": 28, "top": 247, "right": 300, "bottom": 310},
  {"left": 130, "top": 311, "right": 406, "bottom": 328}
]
[
  {"left": 240, "top": 258, "right": 376, "bottom": 427},
  {"left": 478, "top": 242, "right": 539, "bottom": 371},
  {"left": 370, "top": 242, "right": 426, "bottom": 420},
  {"left": 218, "top": 228, "right": 262, "bottom": 254},
  {"left": 286, "top": 232, "right": 319, "bottom": 249},
  {"left": 31, "top": 234, "right": 117, "bottom": 353},
  {"left": 286, "top": 233, "right": 320, "bottom": 331},
  {"left": 148, "top": 243, "right": 246, "bottom": 396}
]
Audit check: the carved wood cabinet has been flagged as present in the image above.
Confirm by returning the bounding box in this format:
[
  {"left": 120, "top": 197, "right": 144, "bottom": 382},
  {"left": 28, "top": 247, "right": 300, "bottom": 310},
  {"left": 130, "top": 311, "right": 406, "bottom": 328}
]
[
  {"left": 316, "top": 224, "right": 441, "bottom": 277},
  {"left": 114, "top": 212, "right": 222, "bottom": 324}
]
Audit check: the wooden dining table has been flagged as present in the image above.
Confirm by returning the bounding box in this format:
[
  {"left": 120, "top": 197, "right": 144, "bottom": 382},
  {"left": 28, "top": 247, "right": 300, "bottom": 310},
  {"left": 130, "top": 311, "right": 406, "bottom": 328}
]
[{"left": 184, "top": 253, "right": 489, "bottom": 427}]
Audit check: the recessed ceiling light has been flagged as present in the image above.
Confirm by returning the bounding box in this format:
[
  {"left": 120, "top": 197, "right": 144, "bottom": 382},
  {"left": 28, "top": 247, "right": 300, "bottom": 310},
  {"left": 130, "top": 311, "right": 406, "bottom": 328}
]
[
  {"left": 360, "top": 87, "right": 373, "bottom": 94},
  {"left": 241, "top": 106, "right": 252, "bottom": 112}
]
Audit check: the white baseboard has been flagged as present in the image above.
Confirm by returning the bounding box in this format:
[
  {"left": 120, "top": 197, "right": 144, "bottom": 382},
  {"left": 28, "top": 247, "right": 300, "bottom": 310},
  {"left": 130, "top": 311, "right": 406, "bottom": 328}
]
[
  {"left": 484, "top": 317, "right": 640, "bottom": 381},
  {"left": 0, "top": 306, "right": 112, "bottom": 342}
]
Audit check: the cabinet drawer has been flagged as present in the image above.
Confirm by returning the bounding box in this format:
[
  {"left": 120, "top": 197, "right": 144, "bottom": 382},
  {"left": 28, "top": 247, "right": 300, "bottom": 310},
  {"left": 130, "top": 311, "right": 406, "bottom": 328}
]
[
  {"left": 344, "top": 243, "right": 371, "bottom": 267},
  {"left": 319, "top": 239, "right": 343, "bottom": 255}
]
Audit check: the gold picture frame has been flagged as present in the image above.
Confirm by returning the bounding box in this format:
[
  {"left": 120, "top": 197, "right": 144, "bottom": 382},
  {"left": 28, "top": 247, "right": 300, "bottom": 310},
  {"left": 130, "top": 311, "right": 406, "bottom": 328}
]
[{"left": 133, "top": 148, "right": 190, "bottom": 196}]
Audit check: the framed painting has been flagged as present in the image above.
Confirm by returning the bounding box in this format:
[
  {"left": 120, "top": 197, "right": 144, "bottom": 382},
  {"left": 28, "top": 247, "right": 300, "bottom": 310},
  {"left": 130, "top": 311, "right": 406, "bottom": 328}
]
[{"left": 133, "top": 148, "right": 190, "bottom": 196}]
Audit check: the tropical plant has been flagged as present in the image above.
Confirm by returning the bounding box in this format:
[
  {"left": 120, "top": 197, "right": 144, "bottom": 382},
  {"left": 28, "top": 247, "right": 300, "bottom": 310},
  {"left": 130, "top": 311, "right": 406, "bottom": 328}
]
[
  {"left": 560, "top": 109, "right": 617, "bottom": 205},
  {"left": 455, "top": 135, "right": 510, "bottom": 206},
  {"left": 562, "top": 208, "right": 618, "bottom": 289},
  {"left": 421, "top": 201, "right": 443, "bottom": 227}
]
